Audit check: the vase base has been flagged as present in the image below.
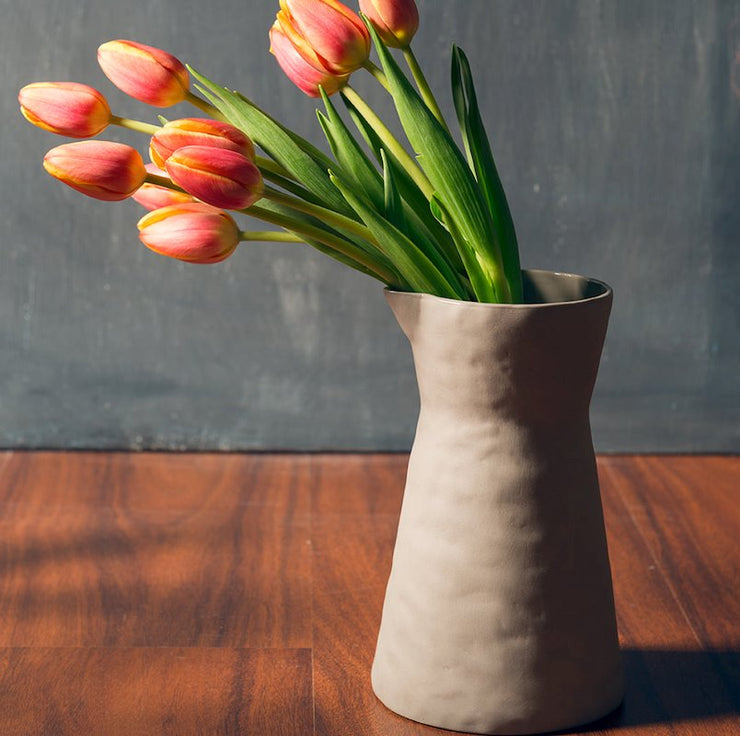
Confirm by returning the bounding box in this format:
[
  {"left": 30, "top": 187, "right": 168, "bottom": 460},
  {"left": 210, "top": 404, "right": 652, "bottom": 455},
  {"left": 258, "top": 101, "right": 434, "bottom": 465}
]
[{"left": 372, "top": 682, "right": 625, "bottom": 736}]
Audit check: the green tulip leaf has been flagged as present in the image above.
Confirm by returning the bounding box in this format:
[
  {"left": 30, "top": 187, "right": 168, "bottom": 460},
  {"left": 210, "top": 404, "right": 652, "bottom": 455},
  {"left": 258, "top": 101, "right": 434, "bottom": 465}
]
[
  {"left": 317, "top": 88, "right": 385, "bottom": 211},
  {"left": 251, "top": 198, "right": 401, "bottom": 285},
  {"left": 381, "top": 150, "right": 404, "bottom": 230},
  {"left": 342, "top": 91, "right": 464, "bottom": 273},
  {"left": 363, "top": 18, "right": 511, "bottom": 302},
  {"left": 331, "top": 171, "right": 463, "bottom": 299},
  {"left": 451, "top": 45, "right": 522, "bottom": 301},
  {"left": 430, "top": 194, "right": 497, "bottom": 302}
]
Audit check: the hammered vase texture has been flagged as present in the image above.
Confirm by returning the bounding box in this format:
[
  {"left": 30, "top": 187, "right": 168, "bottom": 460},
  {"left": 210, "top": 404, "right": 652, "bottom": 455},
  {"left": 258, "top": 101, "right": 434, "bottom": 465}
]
[{"left": 372, "top": 271, "right": 623, "bottom": 735}]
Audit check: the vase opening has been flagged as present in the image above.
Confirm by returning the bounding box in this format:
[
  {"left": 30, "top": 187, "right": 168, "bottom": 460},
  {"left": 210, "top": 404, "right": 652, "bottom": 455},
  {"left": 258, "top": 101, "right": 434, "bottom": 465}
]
[{"left": 521, "top": 269, "right": 611, "bottom": 305}]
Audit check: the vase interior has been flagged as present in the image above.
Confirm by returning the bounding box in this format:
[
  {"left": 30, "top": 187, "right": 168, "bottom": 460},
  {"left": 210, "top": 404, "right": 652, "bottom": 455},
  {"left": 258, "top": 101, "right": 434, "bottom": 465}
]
[{"left": 521, "top": 269, "right": 610, "bottom": 304}]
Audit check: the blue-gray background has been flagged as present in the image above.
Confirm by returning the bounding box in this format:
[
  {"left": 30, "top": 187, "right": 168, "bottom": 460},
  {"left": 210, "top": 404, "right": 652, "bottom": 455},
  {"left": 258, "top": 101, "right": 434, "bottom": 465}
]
[{"left": 2, "top": 0, "right": 738, "bottom": 451}]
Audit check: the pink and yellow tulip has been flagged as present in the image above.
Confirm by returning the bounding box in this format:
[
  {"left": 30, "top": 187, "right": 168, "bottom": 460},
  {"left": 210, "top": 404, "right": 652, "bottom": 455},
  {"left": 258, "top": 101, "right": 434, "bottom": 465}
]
[
  {"left": 273, "top": 0, "right": 370, "bottom": 77},
  {"left": 165, "top": 145, "right": 263, "bottom": 210},
  {"left": 359, "top": 0, "right": 419, "bottom": 48},
  {"left": 269, "top": 22, "right": 349, "bottom": 97},
  {"left": 19, "top": 82, "right": 111, "bottom": 138},
  {"left": 132, "top": 163, "right": 196, "bottom": 210},
  {"left": 97, "top": 40, "right": 189, "bottom": 107},
  {"left": 43, "top": 140, "right": 146, "bottom": 201},
  {"left": 137, "top": 202, "right": 240, "bottom": 264},
  {"left": 149, "top": 118, "right": 255, "bottom": 169}
]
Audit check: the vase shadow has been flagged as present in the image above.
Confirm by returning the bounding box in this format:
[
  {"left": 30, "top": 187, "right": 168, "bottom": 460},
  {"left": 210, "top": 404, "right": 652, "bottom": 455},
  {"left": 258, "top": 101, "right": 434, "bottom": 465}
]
[{"left": 551, "top": 647, "right": 739, "bottom": 733}]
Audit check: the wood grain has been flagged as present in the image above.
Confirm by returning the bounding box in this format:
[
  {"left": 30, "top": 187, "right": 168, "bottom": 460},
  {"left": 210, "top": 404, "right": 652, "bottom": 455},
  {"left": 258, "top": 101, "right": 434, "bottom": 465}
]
[
  {"left": 0, "top": 452, "right": 737, "bottom": 735},
  {"left": 602, "top": 456, "right": 740, "bottom": 647},
  {"left": 0, "top": 452, "right": 312, "bottom": 647},
  {"left": 0, "top": 647, "right": 312, "bottom": 736}
]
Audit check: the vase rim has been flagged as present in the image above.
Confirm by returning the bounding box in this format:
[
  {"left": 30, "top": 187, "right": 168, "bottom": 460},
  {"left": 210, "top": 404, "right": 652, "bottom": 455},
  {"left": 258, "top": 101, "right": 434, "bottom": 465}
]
[{"left": 385, "top": 268, "right": 612, "bottom": 309}]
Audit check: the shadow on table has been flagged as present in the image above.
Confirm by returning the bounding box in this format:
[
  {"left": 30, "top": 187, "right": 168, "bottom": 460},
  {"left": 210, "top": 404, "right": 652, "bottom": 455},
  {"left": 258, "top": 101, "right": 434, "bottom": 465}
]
[{"left": 554, "top": 648, "right": 740, "bottom": 733}]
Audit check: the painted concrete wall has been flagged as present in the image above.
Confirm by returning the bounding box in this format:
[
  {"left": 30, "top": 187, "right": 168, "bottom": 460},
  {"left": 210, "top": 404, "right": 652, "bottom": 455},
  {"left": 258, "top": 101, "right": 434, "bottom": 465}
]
[{"left": 3, "top": 0, "right": 738, "bottom": 451}]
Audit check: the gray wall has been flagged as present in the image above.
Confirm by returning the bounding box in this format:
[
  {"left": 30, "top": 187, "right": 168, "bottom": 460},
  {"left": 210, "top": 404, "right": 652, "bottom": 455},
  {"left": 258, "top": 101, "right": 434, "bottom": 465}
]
[{"left": 2, "top": 0, "right": 738, "bottom": 452}]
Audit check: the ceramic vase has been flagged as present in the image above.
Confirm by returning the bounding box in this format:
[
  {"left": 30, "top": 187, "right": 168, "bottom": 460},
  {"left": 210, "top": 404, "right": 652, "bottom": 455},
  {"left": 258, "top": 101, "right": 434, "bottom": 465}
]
[{"left": 372, "top": 269, "right": 623, "bottom": 735}]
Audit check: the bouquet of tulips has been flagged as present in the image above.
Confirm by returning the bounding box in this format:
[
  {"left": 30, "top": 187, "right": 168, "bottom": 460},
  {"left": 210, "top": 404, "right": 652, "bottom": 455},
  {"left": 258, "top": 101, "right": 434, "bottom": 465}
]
[{"left": 19, "top": 0, "right": 523, "bottom": 303}]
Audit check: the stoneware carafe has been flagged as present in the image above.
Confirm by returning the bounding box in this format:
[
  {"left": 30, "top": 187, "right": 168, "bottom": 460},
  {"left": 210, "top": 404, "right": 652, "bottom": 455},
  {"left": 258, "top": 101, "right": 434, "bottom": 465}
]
[{"left": 372, "top": 269, "right": 623, "bottom": 735}]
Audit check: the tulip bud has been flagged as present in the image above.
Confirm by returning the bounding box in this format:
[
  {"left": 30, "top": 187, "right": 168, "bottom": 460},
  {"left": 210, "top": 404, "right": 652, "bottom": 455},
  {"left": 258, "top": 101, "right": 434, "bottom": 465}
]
[
  {"left": 19, "top": 82, "right": 112, "bottom": 139},
  {"left": 97, "top": 40, "right": 189, "bottom": 107},
  {"left": 269, "top": 22, "right": 349, "bottom": 97},
  {"left": 43, "top": 141, "right": 146, "bottom": 201},
  {"left": 137, "top": 203, "right": 240, "bottom": 264},
  {"left": 359, "top": 0, "right": 419, "bottom": 48},
  {"left": 274, "top": 0, "right": 370, "bottom": 76},
  {"left": 149, "top": 118, "right": 255, "bottom": 169},
  {"left": 132, "top": 163, "right": 196, "bottom": 210},
  {"left": 165, "top": 145, "right": 263, "bottom": 210}
]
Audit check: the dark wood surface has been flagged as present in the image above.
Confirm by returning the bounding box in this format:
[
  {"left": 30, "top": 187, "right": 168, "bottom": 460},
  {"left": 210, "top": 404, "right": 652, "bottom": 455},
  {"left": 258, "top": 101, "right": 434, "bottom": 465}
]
[{"left": 0, "top": 453, "right": 737, "bottom": 735}]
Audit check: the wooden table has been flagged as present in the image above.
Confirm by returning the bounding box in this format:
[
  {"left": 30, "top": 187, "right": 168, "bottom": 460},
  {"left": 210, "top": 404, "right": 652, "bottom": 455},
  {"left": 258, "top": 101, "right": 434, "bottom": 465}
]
[{"left": 0, "top": 453, "right": 737, "bottom": 735}]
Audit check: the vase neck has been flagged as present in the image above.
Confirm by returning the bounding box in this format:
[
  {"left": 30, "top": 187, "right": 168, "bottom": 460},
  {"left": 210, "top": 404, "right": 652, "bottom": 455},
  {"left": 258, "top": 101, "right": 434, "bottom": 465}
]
[{"left": 386, "top": 280, "right": 612, "bottom": 426}]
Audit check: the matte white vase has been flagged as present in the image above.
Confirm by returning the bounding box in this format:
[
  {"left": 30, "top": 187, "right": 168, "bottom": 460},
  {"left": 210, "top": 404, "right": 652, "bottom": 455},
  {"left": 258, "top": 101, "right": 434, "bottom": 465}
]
[{"left": 372, "top": 270, "right": 623, "bottom": 735}]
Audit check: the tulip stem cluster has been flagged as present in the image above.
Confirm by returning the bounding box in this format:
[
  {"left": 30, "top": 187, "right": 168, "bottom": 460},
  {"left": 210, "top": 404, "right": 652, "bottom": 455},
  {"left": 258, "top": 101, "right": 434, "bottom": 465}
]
[
  {"left": 248, "top": 203, "right": 399, "bottom": 284},
  {"left": 341, "top": 85, "right": 433, "bottom": 198},
  {"left": 261, "top": 186, "right": 376, "bottom": 244},
  {"left": 20, "top": 0, "right": 524, "bottom": 301}
]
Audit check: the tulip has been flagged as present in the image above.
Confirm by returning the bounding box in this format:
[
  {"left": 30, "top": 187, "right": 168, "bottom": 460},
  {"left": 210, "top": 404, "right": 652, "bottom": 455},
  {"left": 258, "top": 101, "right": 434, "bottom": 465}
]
[
  {"left": 269, "top": 22, "right": 349, "bottom": 97},
  {"left": 43, "top": 141, "right": 146, "bottom": 201},
  {"left": 359, "top": 0, "right": 419, "bottom": 48},
  {"left": 137, "top": 203, "right": 240, "bottom": 263},
  {"left": 19, "top": 82, "right": 112, "bottom": 139},
  {"left": 274, "top": 0, "right": 370, "bottom": 76},
  {"left": 165, "top": 145, "right": 263, "bottom": 210},
  {"left": 97, "top": 40, "right": 189, "bottom": 107},
  {"left": 132, "top": 163, "right": 196, "bottom": 210},
  {"left": 149, "top": 118, "right": 255, "bottom": 169}
]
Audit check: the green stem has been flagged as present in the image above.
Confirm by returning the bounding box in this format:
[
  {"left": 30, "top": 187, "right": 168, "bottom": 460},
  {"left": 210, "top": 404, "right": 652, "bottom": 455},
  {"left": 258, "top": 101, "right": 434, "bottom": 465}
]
[
  {"left": 145, "top": 173, "right": 185, "bottom": 191},
  {"left": 141, "top": 168, "right": 398, "bottom": 284},
  {"left": 402, "top": 47, "right": 451, "bottom": 135},
  {"left": 362, "top": 60, "right": 390, "bottom": 91},
  {"left": 262, "top": 186, "right": 372, "bottom": 244},
  {"left": 185, "top": 90, "right": 223, "bottom": 119},
  {"left": 247, "top": 204, "right": 397, "bottom": 284},
  {"left": 239, "top": 230, "right": 303, "bottom": 243},
  {"left": 110, "top": 115, "right": 160, "bottom": 136},
  {"left": 342, "top": 86, "right": 434, "bottom": 199}
]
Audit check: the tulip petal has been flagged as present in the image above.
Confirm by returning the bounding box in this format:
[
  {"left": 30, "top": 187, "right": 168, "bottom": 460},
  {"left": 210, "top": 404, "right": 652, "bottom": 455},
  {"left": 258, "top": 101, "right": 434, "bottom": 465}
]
[
  {"left": 150, "top": 118, "right": 255, "bottom": 168},
  {"left": 43, "top": 140, "right": 146, "bottom": 201},
  {"left": 137, "top": 203, "right": 240, "bottom": 263},
  {"left": 165, "top": 145, "right": 263, "bottom": 210},
  {"left": 133, "top": 164, "right": 196, "bottom": 210},
  {"left": 98, "top": 40, "right": 189, "bottom": 107},
  {"left": 280, "top": 0, "right": 369, "bottom": 74},
  {"left": 359, "top": 0, "right": 418, "bottom": 48},
  {"left": 270, "top": 24, "right": 348, "bottom": 97},
  {"left": 19, "top": 82, "right": 111, "bottom": 138}
]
